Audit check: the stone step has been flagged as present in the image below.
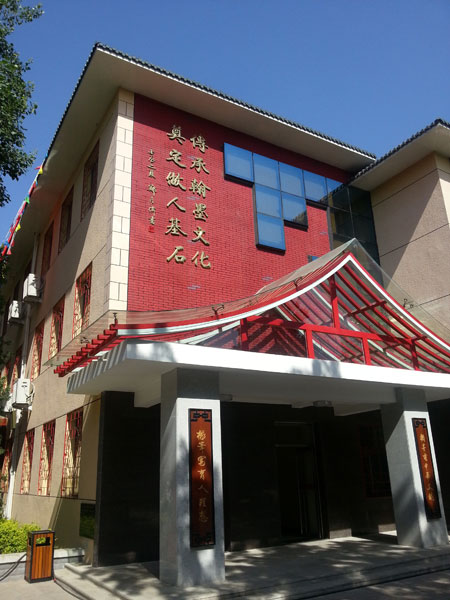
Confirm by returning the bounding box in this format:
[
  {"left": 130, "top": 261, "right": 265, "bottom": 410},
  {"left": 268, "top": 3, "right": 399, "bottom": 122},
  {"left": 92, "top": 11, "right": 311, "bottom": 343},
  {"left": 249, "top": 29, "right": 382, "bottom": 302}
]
[{"left": 55, "top": 548, "right": 450, "bottom": 600}]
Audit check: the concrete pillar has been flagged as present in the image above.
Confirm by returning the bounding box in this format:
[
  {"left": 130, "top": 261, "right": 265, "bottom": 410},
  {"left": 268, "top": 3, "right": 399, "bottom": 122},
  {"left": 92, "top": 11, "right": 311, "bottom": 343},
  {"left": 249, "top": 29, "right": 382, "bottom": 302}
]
[
  {"left": 381, "top": 388, "right": 448, "bottom": 548},
  {"left": 159, "top": 369, "right": 225, "bottom": 586}
]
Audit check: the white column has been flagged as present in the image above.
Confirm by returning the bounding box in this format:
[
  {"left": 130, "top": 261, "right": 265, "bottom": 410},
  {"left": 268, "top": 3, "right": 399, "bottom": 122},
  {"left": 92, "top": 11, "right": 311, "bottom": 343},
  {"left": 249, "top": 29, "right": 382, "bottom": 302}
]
[
  {"left": 160, "top": 369, "right": 225, "bottom": 587},
  {"left": 381, "top": 388, "right": 448, "bottom": 548}
]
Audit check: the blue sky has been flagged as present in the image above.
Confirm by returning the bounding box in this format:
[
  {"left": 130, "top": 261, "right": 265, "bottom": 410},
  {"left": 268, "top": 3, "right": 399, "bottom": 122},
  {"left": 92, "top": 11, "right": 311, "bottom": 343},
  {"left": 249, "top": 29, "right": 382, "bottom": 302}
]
[{"left": 2, "top": 0, "right": 450, "bottom": 238}]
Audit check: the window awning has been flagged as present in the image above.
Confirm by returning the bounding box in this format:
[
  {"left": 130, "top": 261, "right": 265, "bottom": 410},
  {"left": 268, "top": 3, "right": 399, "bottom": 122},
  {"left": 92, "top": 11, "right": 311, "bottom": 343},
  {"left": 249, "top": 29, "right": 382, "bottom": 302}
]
[{"left": 52, "top": 240, "right": 450, "bottom": 378}]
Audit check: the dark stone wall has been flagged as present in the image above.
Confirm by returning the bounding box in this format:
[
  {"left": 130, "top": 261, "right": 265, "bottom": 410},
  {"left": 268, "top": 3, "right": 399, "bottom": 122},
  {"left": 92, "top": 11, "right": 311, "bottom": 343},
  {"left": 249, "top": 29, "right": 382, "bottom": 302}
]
[
  {"left": 94, "top": 392, "right": 160, "bottom": 566},
  {"left": 428, "top": 399, "right": 450, "bottom": 528}
]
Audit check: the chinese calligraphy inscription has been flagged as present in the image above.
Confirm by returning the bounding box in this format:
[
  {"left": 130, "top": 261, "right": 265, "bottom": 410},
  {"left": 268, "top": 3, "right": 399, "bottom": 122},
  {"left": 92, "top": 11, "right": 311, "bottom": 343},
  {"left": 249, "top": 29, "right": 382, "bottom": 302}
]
[
  {"left": 412, "top": 418, "right": 441, "bottom": 520},
  {"left": 189, "top": 409, "right": 215, "bottom": 548}
]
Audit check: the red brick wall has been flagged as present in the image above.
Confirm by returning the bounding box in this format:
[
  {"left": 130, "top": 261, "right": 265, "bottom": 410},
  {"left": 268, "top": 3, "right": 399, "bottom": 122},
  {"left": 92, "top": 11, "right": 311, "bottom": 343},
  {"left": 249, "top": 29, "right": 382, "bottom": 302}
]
[{"left": 129, "top": 95, "right": 348, "bottom": 311}]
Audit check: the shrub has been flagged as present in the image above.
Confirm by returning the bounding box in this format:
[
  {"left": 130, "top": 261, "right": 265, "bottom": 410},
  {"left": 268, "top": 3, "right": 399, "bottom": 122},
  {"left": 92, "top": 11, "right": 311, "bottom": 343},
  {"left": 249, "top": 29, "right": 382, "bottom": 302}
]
[{"left": 0, "top": 519, "right": 40, "bottom": 554}]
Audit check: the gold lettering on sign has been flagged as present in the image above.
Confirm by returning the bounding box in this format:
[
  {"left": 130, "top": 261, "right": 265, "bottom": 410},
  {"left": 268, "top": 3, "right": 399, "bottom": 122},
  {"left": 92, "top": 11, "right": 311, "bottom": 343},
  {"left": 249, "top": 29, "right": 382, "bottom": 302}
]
[
  {"left": 190, "top": 135, "right": 208, "bottom": 153},
  {"left": 166, "top": 246, "right": 186, "bottom": 264},
  {"left": 167, "top": 125, "right": 186, "bottom": 145},
  {"left": 189, "top": 179, "right": 211, "bottom": 199},
  {"left": 190, "top": 157, "right": 209, "bottom": 174},
  {"left": 166, "top": 149, "right": 186, "bottom": 168},
  {"left": 192, "top": 226, "right": 210, "bottom": 246},
  {"left": 193, "top": 203, "right": 208, "bottom": 221},
  {"left": 191, "top": 251, "right": 211, "bottom": 269},
  {"left": 166, "top": 197, "right": 186, "bottom": 212},
  {"left": 166, "top": 172, "right": 186, "bottom": 191},
  {"left": 165, "top": 218, "right": 187, "bottom": 237}
]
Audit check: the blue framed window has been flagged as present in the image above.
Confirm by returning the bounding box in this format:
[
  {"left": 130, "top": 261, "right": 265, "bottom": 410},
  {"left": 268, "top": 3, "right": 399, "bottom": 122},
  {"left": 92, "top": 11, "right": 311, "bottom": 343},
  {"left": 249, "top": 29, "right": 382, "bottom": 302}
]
[
  {"left": 255, "top": 213, "right": 286, "bottom": 251},
  {"left": 253, "top": 154, "right": 280, "bottom": 189},
  {"left": 304, "top": 170, "right": 327, "bottom": 202},
  {"left": 224, "top": 143, "right": 341, "bottom": 251},
  {"left": 282, "top": 193, "right": 307, "bottom": 226},
  {"left": 223, "top": 143, "right": 254, "bottom": 182}
]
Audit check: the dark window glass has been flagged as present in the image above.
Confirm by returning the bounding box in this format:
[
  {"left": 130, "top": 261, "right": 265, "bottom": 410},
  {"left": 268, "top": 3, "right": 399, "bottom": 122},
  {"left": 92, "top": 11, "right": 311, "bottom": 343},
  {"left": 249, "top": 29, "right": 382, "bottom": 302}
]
[
  {"left": 59, "top": 188, "right": 73, "bottom": 253},
  {"left": 328, "top": 186, "right": 350, "bottom": 211},
  {"left": 279, "top": 163, "right": 304, "bottom": 196},
  {"left": 224, "top": 143, "right": 254, "bottom": 182},
  {"left": 41, "top": 223, "right": 54, "bottom": 277},
  {"left": 360, "top": 424, "right": 391, "bottom": 498},
  {"left": 348, "top": 187, "right": 373, "bottom": 217},
  {"left": 329, "top": 208, "right": 354, "bottom": 238},
  {"left": 256, "top": 213, "right": 285, "bottom": 251},
  {"left": 253, "top": 154, "right": 280, "bottom": 189},
  {"left": 254, "top": 185, "right": 282, "bottom": 218},
  {"left": 81, "top": 142, "right": 99, "bottom": 220},
  {"left": 304, "top": 170, "right": 327, "bottom": 202},
  {"left": 282, "top": 193, "right": 308, "bottom": 226},
  {"left": 352, "top": 214, "right": 376, "bottom": 244}
]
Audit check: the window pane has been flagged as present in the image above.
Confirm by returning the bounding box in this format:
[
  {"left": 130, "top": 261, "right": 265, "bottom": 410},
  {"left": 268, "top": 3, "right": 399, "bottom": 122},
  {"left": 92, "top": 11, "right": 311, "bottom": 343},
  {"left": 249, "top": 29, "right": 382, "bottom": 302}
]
[
  {"left": 255, "top": 185, "right": 282, "bottom": 217},
  {"left": 348, "top": 187, "right": 373, "bottom": 216},
  {"left": 328, "top": 186, "right": 350, "bottom": 210},
  {"left": 253, "top": 154, "right": 280, "bottom": 189},
  {"left": 326, "top": 178, "right": 342, "bottom": 194},
  {"left": 282, "top": 193, "right": 308, "bottom": 226},
  {"left": 279, "top": 163, "right": 304, "bottom": 196},
  {"left": 353, "top": 214, "right": 377, "bottom": 243},
  {"left": 256, "top": 214, "right": 285, "bottom": 250},
  {"left": 224, "top": 143, "right": 254, "bottom": 182},
  {"left": 329, "top": 207, "right": 354, "bottom": 238},
  {"left": 304, "top": 171, "right": 327, "bottom": 202}
]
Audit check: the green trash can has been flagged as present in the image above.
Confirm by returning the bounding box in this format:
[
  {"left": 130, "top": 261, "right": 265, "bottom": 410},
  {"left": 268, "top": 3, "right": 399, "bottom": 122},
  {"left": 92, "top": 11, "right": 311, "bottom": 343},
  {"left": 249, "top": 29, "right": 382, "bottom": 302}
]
[{"left": 24, "top": 530, "right": 55, "bottom": 583}]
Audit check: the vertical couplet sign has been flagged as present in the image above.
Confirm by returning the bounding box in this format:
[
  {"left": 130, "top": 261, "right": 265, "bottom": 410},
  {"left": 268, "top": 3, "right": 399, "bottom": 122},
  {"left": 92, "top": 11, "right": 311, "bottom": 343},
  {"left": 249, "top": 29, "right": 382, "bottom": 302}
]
[
  {"left": 412, "top": 418, "right": 441, "bottom": 520},
  {"left": 189, "top": 409, "right": 215, "bottom": 548}
]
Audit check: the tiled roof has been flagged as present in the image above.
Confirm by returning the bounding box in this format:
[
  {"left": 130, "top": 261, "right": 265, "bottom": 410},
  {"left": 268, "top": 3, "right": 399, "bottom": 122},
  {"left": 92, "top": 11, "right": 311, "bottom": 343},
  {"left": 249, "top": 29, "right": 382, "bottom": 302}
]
[
  {"left": 45, "top": 42, "right": 376, "bottom": 165},
  {"left": 351, "top": 118, "right": 450, "bottom": 182}
]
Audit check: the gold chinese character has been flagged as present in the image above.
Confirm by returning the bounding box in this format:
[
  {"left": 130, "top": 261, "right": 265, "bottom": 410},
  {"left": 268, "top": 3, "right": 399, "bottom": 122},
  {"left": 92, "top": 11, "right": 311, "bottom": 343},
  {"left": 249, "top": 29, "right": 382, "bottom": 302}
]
[
  {"left": 166, "top": 246, "right": 186, "bottom": 264},
  {"left": 190, "top": 135, "right": 208, "bottom": 153},
  {"left": 190, "top": 179, "right": 211, "bottom": 198},
  {"left": 198, "top": 469, "right": 206, "bottom": 480},
  {"left": 197, "top": 441, "right": 206, "bottom": 451},
  {"left": 196, "top": 430, "right": 207, "bottom": 441},
  {"left": 148, "top": 184, "right": 157, "bottom": 195},
  {"left": 167, "top": 125, "right": 186, "bottom": 145},
  {"left": 197, "top": 455, "right": 206, "bottom": 467},
  {"left": 199, "top": 497, "right": 207, "bottom": 508},
  {"left": 192, "top": 227, "right": 210, "bottom": 246},
  {"left": 192, "top": 251, "right": 211, "bottom": 269},
  {"left": 166, "top": 149, "right": 186, "bottom": 168},
  {"left": 422, "top": 453, "right": 428, "bottom": 462},
  {"left": 166, "top": 197, "right": 186, "bottom": 212},
  {"left": 198, "top": 484, "right": 209, "bottom": 494},
  {"left": 190, "top": 157, "right": 209, "bottom": 174},
  {"left": 199, "top": 510, "right": 208, "bottom": 523},
  {"left": 425, "top": 471, "right": 432, "bottom": 480},
  {"left": 427, "top": 492, "right": 435, "bottom": 502},
  {"left": 165, "top": 218, "right": 187, "bottom": 237},
  {"left": 193, "top": 203, "right": 208, "bottom": 221},
  {"left": 419, "top": 434, "right": 426, "bottom": 442},
  {"left": 166, "top": 171, "right": 186, "bottom": 190}
]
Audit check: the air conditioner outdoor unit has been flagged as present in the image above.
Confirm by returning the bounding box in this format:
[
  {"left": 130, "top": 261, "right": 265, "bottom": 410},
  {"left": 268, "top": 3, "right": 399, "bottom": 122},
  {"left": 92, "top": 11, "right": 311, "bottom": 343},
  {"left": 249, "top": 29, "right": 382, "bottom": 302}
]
[
  {"left": 23, "top": 273, "right": 41, "bottom": 303},
  {"left": 11, "top": 378, "right": 33, "bottom": 410},
  {"left": 7, "top": 300, "right": 24, "bottom": 324}
]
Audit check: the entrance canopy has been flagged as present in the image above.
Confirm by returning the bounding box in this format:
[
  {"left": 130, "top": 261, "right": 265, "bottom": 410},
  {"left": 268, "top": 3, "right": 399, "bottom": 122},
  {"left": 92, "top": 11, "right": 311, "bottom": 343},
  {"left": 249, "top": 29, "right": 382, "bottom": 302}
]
[{"left": 53, "top": 240, "right": 450, "bottom": 380}]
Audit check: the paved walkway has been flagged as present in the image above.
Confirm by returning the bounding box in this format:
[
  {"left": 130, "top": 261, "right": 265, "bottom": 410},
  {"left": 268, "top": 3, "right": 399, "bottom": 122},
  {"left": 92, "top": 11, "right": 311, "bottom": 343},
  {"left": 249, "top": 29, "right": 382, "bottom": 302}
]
[{"left": 2, "top": 534, "right": 450, "bottom": 599}]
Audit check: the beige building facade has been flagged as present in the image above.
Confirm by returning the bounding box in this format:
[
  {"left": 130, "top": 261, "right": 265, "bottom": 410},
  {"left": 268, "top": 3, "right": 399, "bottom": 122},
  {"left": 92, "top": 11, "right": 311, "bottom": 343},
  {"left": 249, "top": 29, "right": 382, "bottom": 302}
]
[{"left": 0, "top": 45, "right": 449, "bottom": 586}]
